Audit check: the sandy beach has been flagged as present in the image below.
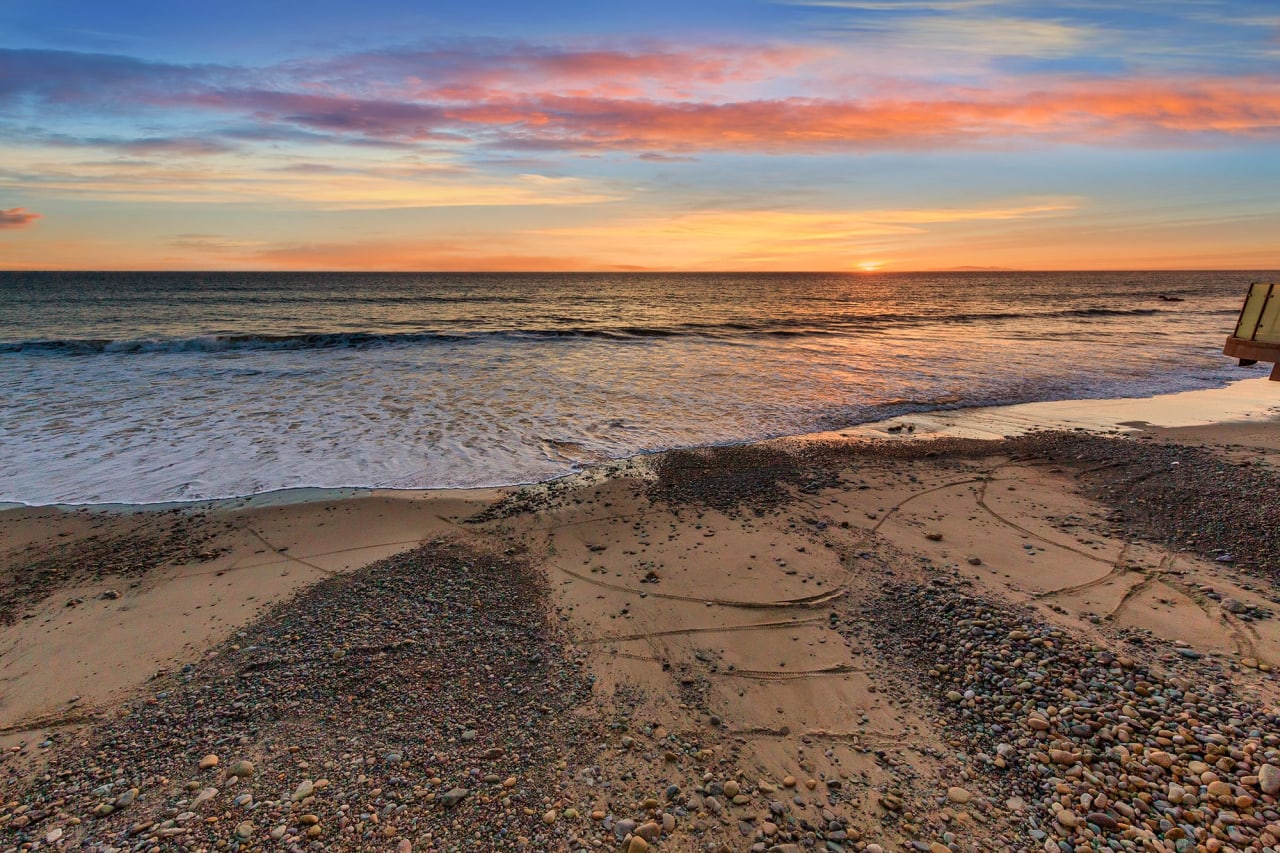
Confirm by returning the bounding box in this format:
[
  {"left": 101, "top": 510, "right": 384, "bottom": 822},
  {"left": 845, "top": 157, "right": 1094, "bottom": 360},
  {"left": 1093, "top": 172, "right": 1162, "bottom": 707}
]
[{"left": 2, "top": 378, "right": 1279, "bottom": 853}]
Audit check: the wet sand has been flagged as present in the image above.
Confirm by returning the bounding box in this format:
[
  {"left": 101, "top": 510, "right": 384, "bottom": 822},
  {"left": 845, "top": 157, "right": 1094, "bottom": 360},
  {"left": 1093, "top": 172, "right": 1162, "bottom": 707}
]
[{"left": 1, "top": 379, "right": 1278, "bottom": 852}]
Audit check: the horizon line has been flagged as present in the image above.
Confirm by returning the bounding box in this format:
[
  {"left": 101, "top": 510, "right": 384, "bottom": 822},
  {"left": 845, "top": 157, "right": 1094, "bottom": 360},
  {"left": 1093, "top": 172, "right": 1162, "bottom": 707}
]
[{"left": 1, "top": 267, "right": 1278, "bottom": 275}]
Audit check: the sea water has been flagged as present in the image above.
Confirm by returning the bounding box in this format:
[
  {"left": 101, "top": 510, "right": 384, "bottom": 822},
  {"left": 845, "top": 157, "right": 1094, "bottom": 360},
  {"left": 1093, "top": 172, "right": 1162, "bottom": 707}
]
[{"left": 0, "top": 271, "right": 1269, "bottom": 505}]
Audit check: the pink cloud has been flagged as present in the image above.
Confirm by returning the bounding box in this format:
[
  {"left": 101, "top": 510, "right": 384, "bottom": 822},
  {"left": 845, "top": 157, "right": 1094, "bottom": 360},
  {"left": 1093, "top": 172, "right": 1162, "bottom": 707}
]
[
  {"left": 174, "top": 76, "right": 1280, "bottom": 153},
  {"left": 4, "top": 45, "right": 1279, "bottom": 156},
  {"left": 436, "top": 77, "right": 1280, "bottom": 153},
  {"left": 0, "top": 207, "right": 40, "bottom": 229},
  {"left": 295, "top": 41, "right": 809, "bottom": 101}
]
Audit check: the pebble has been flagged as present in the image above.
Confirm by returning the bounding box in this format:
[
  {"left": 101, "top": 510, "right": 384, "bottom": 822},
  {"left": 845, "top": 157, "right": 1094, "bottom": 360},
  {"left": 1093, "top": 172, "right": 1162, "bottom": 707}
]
[
  {"left": 1260, "top": 763, "right": 1280, "bottom": 795},
  {"left": 227, "top": 759, "right": 254, "bottom": 777},
  {"left": 191, "top": 787, "right": 217, "bottom": 808},
  {"left": 438, "top": 787, "right": 470, "bottom": 807}
]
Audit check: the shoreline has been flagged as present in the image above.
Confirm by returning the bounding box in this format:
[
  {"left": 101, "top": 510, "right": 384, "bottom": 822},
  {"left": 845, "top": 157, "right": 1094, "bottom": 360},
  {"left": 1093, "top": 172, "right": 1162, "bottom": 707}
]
[
  {"left": 4, "top": 376, "right": 1275, "bottom": 514},
  {"left": 2, "top": 379, "right": 1279, "bottom": 851}
]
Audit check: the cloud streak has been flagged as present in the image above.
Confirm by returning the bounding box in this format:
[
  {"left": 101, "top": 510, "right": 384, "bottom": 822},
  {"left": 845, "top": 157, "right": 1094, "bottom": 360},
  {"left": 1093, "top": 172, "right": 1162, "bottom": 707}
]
[
  {"left": 2, "top": 44, "right": 1278, "bottom": 163},
  {"left": 0, "top": 207, "right": 40, "bottom": 229}
]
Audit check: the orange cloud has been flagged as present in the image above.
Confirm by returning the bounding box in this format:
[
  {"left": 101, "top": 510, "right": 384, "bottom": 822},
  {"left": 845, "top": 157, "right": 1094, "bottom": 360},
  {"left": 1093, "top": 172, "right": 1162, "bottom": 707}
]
[
  {"left": 6, "top": 46, "right": 1279, "bottom": 154},
  {"left": 440, "top": 76, "right": 1280, "bottom": 152},
  {"left": 0, "top": 207, "right": 40, "bottom": 229},
  {"left": 167, "top": 76, "right": 1280, "bottom": 153}
]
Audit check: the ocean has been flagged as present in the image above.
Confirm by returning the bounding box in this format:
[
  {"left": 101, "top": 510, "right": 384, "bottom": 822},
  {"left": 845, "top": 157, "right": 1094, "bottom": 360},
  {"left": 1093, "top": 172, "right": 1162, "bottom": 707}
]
[{"left": 0, "top": 270, "right": 1270, "bottom": 506}]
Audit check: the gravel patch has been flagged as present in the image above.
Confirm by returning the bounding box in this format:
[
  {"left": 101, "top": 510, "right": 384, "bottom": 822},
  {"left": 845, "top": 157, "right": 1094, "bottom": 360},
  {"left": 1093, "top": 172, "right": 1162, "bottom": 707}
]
[
  {"left": 867, "top": 578, "right": 1280, "bottom": 852},
  {"left": 0, "top": 539, "right": 596, "bottom": 851}
]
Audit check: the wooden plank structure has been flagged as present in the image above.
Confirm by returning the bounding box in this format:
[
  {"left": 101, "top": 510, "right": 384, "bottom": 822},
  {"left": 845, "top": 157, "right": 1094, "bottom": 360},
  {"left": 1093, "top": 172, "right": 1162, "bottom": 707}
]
[{"left": 1224, "top": 282, "right": 1280, "bottom": 381}]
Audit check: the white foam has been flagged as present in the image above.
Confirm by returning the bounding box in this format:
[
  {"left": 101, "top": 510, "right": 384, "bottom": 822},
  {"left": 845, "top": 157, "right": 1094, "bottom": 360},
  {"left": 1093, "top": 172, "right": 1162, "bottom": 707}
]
[{"left": 0, "top": 323, "right": 1261, "bottom": 506}]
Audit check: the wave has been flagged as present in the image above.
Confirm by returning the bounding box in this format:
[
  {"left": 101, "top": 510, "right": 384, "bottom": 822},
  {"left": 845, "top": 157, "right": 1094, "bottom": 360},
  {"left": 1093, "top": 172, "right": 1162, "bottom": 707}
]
[{"left": 0, "top": 306, "right": 1169, "bottom": 356}]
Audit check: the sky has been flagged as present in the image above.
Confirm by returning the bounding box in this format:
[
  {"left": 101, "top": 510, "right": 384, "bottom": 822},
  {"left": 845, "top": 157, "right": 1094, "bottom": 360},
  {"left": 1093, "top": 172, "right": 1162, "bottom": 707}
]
[{"left": 0, "top": 0, "right": 1278, "bottom": 271}]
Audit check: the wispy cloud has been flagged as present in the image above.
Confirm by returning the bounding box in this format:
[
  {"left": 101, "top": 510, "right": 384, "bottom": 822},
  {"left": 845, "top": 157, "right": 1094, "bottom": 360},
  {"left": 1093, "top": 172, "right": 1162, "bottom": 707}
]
[
  {"left": 2, "top": 40, "right": 1269, "bottom": 171},
  {"left": 0, "top": 207, "right": 41, "bottom": 229},
  {"left": 2, "top": 45, "right": 1276, "bottom": 163},
  {"left": 0, "top": 149, "right": 619, "bottom": 208}
]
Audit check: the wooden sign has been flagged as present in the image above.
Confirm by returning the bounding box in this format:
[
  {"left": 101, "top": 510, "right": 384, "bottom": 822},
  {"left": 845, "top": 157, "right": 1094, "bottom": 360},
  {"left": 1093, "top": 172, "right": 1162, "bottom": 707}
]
[{"left": 1225, "top": 282, "right": 1280, "bottom": 381}]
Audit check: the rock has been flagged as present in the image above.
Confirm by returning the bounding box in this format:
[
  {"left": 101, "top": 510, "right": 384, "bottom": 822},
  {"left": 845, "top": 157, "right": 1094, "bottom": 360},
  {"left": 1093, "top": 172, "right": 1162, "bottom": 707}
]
[
  {"left": 636, "top": 821, "right": 661, "bottom": 842},
  {"left": 227, "top": 759, "right": 254, "bottom": 778},
  {"left": 191, "top": 787, "right": 218, "bottom": 808},
  {"left": 438, "top": 787, "right": 469, "bottom": 807},
  {"left": 723, "top": 779, "right": 740, "bottom": 798},
  {"left": 1260, "top": 764, "right": 1280, "bottom": 795},
  {"left": 967, "top": 556, "right": 982, "bottom": 565},
  {"left": 542, "top": 809, "right": 557, "bottom": 824},
  {"left": 626, "top": 837, "right": 649, "bottom": 853},
  {"left": 292, "top": 779, "right": 314, "bottom": 802},
  {"left": 113, "top": 788, "right": 138, "bottom": 808},
  {"left": 925, "top": 531, "right": 943, "bottom": 541},
  {"left": 198, "top": 754, "right": 219, "bottom": 770},
  {"left": 946, "top": 786, "right": 972, "bottom": 804},
  {"left": 398, "top": 841, "right": 413, "bottom": 853},
  {"left": 45, "top": 828, "right": 63, "bottom": 843},
  {"left": 234, "top": 821, "right": 254, "bottom": 840}
]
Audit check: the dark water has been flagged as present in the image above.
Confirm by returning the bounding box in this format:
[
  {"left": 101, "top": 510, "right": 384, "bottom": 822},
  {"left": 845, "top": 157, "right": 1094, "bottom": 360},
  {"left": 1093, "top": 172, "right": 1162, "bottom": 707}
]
[{"left": 0, "top": 271, "right": 1270, "bottom": 504}]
